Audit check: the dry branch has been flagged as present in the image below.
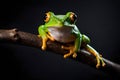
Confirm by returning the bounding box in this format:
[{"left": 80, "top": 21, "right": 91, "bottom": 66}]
[{"left": 0, "top": 28, "right": 120, "bottom": 78}]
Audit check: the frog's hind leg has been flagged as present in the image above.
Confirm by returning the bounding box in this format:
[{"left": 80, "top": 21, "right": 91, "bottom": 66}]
[
  {"left": 85, "top": 45, "right": 106, "bottom": 68},
  {"left": 62, "top": 36, "right": 81, "bottom": 58}
]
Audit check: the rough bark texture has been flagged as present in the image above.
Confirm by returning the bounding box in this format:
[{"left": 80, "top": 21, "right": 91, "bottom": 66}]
[{"left": 0, "top": 28, "right": 120, "bottom": 78}]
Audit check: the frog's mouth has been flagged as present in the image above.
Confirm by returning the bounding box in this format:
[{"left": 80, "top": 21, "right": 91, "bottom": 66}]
[{"left": 48, "top": 26, "right": 76, "bottom": 43}]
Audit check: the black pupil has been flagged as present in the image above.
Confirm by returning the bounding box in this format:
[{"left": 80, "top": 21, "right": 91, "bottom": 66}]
[
  {"left": 44, "top": 14, "right": 47, "bottom": 20},
  {"left": 73, "top": 14, "right": 77, "bottom": 21}
]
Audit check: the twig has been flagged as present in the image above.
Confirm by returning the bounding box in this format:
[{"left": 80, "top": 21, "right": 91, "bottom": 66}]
[{"left": 0, "top": 28, "right": 120, "bottom": 78}]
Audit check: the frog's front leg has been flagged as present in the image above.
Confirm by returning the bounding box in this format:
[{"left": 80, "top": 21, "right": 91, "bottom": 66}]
[
  {"left": 62, "top": 34, "right": 81, "bottom": 58},
  {"left": 38, "top": 25, "right": 55, "bottom": 50}
]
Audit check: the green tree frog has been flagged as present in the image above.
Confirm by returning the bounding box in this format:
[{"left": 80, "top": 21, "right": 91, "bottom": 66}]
[{"left": 38, "top": 12, "right": 105, "bottom": 68}]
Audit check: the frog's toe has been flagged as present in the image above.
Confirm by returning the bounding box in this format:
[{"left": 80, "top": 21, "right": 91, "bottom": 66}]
[
  {"left": 96, "top": 62, "right": 100, "bottom": 68},
  {"left": 102, "top": 62, "right": 106, "bottom": 67},
  {"left": 63, "top": 52, "right": 77, "bottom": 59},
  {"left": 100, "top": 58, "right": 106, "bottom": 67},
  {"left": 41, "top": 45, "right": 46, "bottom": 50},
  {"left": 96, "top": 56, "right": 100, "bottom": 68},
  {"left": 64, "top": 54, "right": 71, "bottom": 58},
  {"left": 72, "top": 53, "right": 77, "bottom": 58}
]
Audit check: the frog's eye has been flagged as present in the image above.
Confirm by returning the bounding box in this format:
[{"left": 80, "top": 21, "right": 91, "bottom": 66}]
[
  {"left": 70, "top": 13, "right": 77, "bottom": 23},
  {"left": 44, "top": 12, "right": 50, "bottom": 22}
]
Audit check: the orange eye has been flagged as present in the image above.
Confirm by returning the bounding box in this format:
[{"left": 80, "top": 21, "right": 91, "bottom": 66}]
[
  {"left": 70, "top": 12, "right": 77, "bottom": 23},
  {"left": 44, "top": 12, "right": 50, "bottom": 22}
]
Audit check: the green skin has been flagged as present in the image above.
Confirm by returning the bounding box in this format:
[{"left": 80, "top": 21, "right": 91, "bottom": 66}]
[{"left": 38, "top": 12, "right": 105, "bottom": 68}]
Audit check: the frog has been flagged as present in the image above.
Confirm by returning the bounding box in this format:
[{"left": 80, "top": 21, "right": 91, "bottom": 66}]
[{"left": 38, "top": 11, "right": 105, "bottom": 68}]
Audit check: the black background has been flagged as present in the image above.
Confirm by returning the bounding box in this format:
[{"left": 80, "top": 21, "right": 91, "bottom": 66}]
[{"left": 0, "top": 0, "right": 120, "bottom": 80}]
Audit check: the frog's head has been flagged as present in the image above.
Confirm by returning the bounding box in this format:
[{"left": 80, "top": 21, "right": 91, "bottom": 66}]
[{"left": 44, "top": 11, "right": 77, "bottom": 27}]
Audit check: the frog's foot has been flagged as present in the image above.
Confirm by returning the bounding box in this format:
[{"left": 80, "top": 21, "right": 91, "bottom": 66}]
[
  {"left": 95, "top": 54, "right": 106, "bottom": 68},
  {"left": 47, "top": 32, "right": 55, "bottom": 41},
  {"left": 41, "top": 38, "right": 48, "bottom": 50},
  {"left": 38, "top": 35, "right": 48, "bottom": 50},
  {"left": 88, "top": 50, "right": 106, "bottom": 68},
  {"left": 86, "top": 45, "right": 106, "bottom": 68},
  {"left": 62, "top": 45, "right": 77, "bottom": 58}
]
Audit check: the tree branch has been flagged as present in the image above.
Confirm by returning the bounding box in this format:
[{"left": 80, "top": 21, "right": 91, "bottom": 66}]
[{"left": 0, "top": 28, "right": 120, "bottom": 78}]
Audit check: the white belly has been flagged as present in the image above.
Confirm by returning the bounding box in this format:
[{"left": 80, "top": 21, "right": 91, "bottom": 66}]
[{"left": 48, "top": 27, "right": 76, "bottom": 43}]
